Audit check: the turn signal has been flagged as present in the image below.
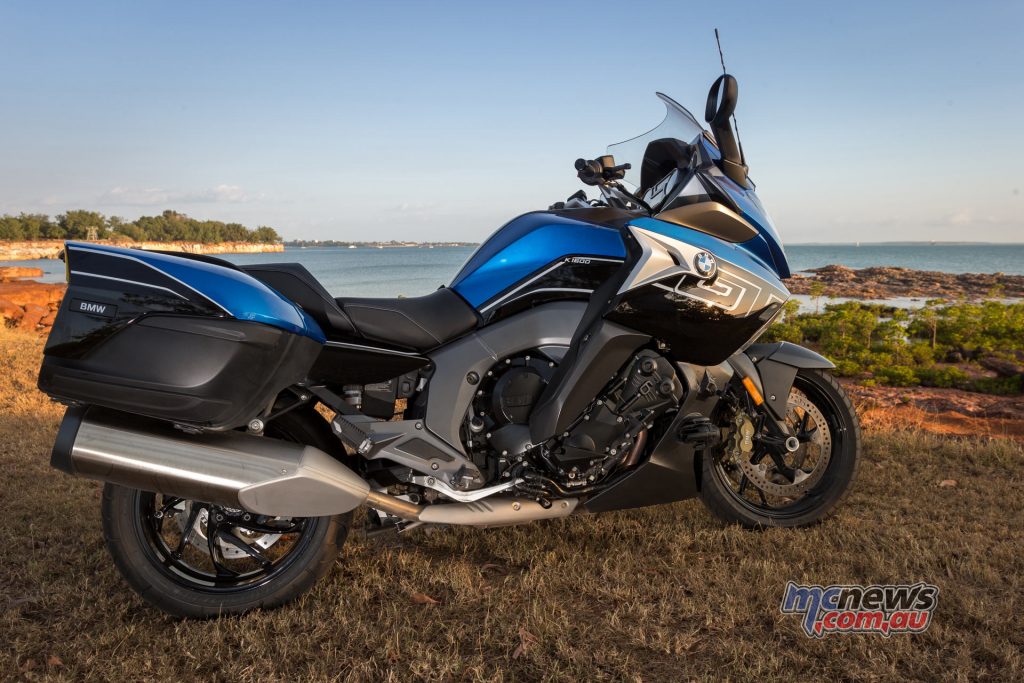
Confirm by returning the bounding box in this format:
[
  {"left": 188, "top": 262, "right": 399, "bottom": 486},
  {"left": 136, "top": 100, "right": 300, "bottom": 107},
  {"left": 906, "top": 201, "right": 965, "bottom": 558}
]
[{"left": 741, "top": 376, "right": 764, "bottom": 406}]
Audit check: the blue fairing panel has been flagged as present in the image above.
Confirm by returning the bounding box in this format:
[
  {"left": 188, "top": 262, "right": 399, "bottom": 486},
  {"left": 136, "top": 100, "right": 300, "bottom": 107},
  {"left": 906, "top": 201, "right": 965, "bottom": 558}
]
[
  {"left": 451, "top": 212, "right": 627, "bottom": 308},
  {"left": 693, "top": 138, "right": 790, "bottom": 278},
  {"left": 713, "top": 179, "right": 790, "bottom": 278},
  {"left": 628, "top": 217, "right": 788, "bottom": 288},
  {"left": 65, "top": 242, "right": 325, "bottom": 342}
]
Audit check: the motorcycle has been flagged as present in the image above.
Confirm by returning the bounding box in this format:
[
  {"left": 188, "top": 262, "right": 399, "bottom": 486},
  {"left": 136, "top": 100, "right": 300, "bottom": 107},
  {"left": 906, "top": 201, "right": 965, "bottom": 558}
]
[{"left": 38, "top": 74, "right": 860, "bottom": 617}]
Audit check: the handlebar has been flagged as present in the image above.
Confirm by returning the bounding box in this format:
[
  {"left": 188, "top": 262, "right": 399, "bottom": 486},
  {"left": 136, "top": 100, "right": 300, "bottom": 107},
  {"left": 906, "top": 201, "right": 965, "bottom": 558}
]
[{"left": 575, "top": 156, "right": 631, "bottom": 186}]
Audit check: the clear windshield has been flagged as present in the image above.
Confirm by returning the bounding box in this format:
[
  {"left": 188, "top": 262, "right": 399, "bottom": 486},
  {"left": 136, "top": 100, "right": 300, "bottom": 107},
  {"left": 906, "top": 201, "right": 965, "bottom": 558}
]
[{"left": 606, "top": 93, "right": 706, "bottom": 189}]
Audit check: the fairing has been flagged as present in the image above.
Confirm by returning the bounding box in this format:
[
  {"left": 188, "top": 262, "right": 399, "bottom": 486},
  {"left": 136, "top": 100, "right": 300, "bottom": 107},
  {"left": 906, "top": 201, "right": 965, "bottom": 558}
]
[
  {"left": 605, "top": 97, "right": 791, "bottom": 280},
  {"left": 450, "top": 212, "right": 627, "bottom": 315},
  {"left": 610, "top": 217, "right": 789, "bottom": 365},
  {"left": 695, "top": 137, "right": 790, "bottom": 279}
]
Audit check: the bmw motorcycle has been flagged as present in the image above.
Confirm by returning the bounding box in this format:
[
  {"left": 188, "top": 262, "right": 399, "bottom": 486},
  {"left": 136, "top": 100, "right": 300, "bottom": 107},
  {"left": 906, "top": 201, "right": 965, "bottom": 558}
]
[{"left": 38, "top": 75, "right": 860, "bottom": 617}]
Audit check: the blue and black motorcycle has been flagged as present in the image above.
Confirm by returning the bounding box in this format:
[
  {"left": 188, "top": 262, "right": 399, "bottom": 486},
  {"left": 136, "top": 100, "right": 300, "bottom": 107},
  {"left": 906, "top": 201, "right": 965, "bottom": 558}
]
[{"left": 39, "top": 75, "right": 860, "bottom": 617}]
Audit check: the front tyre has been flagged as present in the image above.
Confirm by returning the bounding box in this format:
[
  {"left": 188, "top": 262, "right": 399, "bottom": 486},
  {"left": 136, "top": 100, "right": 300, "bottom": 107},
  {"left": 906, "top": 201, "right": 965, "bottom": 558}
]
[
  {"left": 101, "top": 410, "right": 352, "bottom": 618},
  {"left": 700, "top": 368, "right": 861, "bottom": 529}
]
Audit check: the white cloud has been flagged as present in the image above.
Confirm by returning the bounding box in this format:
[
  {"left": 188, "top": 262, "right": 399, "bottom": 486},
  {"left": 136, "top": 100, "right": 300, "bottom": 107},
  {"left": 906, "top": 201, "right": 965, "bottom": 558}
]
[
  {"left": 98, "top": 184, "right": 257, "bottom": 206},
  {"left": 942, "top": 209, "right": 1006, "bottom": 227}
]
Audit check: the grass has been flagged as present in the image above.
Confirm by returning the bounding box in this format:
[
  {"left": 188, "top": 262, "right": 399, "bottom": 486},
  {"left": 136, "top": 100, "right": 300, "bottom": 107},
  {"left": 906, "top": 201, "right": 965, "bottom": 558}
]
[{"left": 1, "top": 327, "right": 1022, "bottom": 681}]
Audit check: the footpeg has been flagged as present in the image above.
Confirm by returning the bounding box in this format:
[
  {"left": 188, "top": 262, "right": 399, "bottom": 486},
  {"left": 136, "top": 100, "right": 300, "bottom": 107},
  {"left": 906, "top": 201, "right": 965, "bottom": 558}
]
[
  {"left": 331, "top": 415, "right": 373, "bottom": 455},
  {"left": 677, "top": 415, "right": 721, "bottom": 447}
]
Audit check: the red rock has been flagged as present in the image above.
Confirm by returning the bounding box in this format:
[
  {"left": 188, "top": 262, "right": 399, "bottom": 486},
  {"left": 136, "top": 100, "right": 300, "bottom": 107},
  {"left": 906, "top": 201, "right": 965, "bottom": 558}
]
[
  {"left": 40, "top": 309, "right": 58, "bottom": 326},
  {"left": 0, "top": 298, "right": 24, "bottom": 322},
  {"left": 17, "top": 303, "right": 48, "bottom": 330},
  {"left": 0, "top": 280, "right": 66, "bottom": 307},
  {"left": 0, "top": 266, "right": 45, "bottom": 282}
]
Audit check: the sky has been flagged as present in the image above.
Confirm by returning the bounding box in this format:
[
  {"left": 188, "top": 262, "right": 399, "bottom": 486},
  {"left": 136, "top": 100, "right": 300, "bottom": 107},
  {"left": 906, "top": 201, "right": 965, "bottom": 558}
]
[{"left": 0, "top": 1, "right": 1021, "bottom": 244}]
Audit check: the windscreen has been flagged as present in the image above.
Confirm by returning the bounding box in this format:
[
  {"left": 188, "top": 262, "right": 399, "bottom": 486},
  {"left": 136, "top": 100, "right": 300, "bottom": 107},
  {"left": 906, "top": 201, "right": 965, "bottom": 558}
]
[{"left": 606, "top": 93, "right": 706, "bottom": 190}]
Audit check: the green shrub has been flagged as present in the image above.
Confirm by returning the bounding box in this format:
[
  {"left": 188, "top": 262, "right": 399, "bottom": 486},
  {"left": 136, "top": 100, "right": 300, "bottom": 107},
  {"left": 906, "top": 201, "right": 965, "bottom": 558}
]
[
  {"left": 915, "top": 366, "right": 969, "bottom": 389},
  {"left": 765, "top": 299, "right": 1023, "bottom": 395},
  {"left": 832, "top": 359, "right": 861, "bottom": 377},
  {"left": 875, "top": 365, "right": 918, "bottom": 387},
  {"left": 969, "top": 375, "right": 1022, "bottom": 395}
]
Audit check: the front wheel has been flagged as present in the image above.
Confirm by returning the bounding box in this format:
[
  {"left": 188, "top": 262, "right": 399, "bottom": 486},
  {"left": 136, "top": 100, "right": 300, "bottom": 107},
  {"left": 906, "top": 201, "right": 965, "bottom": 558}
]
[
  {"left": 700, "top": 368, "right": 861, "bottom": 529},
  {"left": 101, "top": 410, "right": 352, "bottom": 618}
]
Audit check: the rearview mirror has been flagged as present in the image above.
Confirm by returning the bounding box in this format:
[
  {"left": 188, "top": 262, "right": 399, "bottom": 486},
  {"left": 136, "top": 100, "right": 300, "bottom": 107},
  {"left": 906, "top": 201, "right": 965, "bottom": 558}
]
[
  {"left": 705, "top": 74, "right": 738, "bottom": 125},
  {"left": 704, "top": 74, "right": 749, "bottom": 187}
]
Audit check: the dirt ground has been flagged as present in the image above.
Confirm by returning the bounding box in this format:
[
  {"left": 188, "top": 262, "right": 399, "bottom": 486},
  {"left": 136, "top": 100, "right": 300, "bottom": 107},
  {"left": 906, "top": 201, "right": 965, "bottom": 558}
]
[
  {"left": 1, "top": 328, "right": 1022, "bottom": 681},
  {"left": 844, "top": 382, "right": 1024, "bottom": 441}
]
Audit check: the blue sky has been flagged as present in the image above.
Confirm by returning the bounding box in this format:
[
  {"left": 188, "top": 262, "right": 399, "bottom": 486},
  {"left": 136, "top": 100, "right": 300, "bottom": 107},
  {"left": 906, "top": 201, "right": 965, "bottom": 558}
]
[{"left": 1, "top": 1, "right": 1021, "bottom": 243}]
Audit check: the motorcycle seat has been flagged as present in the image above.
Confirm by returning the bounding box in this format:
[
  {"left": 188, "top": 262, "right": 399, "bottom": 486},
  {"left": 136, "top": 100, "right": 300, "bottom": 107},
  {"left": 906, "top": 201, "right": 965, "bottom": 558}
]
[
  {"left": 335, "top": 288, "right": 479, "bottom": 352},
  {"left": 240, "top": 263, "right": 358, "bottom": 336}
]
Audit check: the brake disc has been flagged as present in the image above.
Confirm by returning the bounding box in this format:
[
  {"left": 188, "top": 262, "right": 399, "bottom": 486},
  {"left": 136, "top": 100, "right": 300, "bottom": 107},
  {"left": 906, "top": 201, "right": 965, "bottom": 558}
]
[
  {"left": 729, "top": 388, "right": 832, "bottom": 498},
  {"left": 172, "top": 502, "right": 283, "bottom": 560}
]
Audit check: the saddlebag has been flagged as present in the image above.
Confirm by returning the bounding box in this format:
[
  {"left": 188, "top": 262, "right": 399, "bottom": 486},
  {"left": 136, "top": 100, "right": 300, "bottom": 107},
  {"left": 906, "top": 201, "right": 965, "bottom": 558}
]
[{"left": 37, "top": 242, "right": 324, "bottom": 430}]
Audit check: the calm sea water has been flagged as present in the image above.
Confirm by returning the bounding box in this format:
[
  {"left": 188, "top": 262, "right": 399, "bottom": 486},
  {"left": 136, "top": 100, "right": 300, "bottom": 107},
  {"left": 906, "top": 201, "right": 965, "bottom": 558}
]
[
  {"left": 4, "top": 243, "right": 1023, "bottom": 297},
  {"left": 785, "top": 243, "right": 1024, "bottom": 275}
]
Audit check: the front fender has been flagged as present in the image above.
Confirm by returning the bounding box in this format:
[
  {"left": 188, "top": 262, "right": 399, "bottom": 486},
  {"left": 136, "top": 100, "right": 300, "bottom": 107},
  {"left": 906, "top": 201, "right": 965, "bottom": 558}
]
[
  {"left": 746, "top": 342, "right": 834, "bottom": 370},
  {"left": 732, "top": 342, "right": 834, "bottom": 420}
]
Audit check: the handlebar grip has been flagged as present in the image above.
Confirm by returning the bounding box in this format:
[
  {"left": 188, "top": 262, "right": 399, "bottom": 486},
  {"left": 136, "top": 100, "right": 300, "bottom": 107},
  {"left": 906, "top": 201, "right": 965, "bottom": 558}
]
[{"left": 575, "top": 158, "right": 602, "bottom": 185}]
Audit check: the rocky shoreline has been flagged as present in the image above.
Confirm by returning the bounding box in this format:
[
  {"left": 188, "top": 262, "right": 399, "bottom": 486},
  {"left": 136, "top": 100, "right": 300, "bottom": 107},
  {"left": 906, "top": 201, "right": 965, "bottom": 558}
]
[
  {"left": 787, "top": 265, "right": 1024, "bottom": 300},
  {"left": 0, "top": 267, "right": 64, "bottom": 332},
  {"left": 0, "top": 239, "right": 282, "bottom": 261}
]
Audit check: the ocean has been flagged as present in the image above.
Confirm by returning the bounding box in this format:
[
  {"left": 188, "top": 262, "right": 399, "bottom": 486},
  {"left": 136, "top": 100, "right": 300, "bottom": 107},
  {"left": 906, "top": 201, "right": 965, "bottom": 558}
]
[{"left": 4, "top": 243, "right": 1023, "bottom": 298}]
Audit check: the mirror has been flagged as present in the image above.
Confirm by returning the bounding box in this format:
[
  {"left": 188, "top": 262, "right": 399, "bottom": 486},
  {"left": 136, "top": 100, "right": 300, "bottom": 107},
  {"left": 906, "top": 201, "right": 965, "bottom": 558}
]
[{"left": 704, "top": 74, "right": 749, "bottom": 187}]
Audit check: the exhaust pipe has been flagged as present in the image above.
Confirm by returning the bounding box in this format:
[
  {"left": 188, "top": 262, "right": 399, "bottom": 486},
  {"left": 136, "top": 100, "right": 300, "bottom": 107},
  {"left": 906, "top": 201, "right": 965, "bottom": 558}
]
[
  {"left": 365, "top": 490, "right": 579, "bottom": 527},
  {"left": 52, "top": 407, "right": 579, "bottom": 525},
  {"left": 53, "top": 406, "right": 371, "bottom": 517}
]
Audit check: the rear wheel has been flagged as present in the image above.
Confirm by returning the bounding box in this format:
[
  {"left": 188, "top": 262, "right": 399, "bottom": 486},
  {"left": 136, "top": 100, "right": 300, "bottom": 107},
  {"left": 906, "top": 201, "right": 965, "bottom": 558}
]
[
  {"left": 101, "top": 410, "right": 352, "bottom": 618},
  {"left": 700, "top": 368, "right": 861, "bottom": 528}
]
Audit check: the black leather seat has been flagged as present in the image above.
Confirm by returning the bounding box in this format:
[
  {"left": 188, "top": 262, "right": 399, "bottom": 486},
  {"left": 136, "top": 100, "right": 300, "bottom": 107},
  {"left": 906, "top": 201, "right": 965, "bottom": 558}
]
[
  {"left": 336, "top": 288, "right": 479, "bottom": 351},
  {"left": 243, "top": 263, "right": 478, "bottom": 351}
]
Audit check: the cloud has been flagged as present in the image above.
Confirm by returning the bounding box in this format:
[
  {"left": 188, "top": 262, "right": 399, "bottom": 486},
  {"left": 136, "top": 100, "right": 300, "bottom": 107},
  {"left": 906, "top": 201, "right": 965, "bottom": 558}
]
[
  {"left": 203, "top": 184, "right": 252, "bottom": 203},
  {"left": 98, "top": 184, "right": 257, "bottom": 206},
  {"left": 941, "top": 209, "right": 1008, "bottom": 227}
]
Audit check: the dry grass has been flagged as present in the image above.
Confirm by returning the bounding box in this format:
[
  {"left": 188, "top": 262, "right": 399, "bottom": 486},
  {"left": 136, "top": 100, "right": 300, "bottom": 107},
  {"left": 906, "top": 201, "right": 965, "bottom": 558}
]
[{"left": 1, "top": 327, "right": 1022, "bottom": 682}]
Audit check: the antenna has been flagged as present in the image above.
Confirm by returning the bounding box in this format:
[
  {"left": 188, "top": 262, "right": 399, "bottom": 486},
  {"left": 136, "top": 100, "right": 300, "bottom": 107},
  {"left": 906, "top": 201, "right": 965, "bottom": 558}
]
[
  {"left": 714, "top": 28, "right": 727, "bottom": 75},
  {"left": 713, "top": 29, "right": 746, "bottom": 167}
]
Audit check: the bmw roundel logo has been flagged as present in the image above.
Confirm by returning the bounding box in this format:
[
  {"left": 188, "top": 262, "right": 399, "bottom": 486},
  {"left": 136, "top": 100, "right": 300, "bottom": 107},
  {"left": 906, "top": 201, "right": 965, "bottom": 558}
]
[{"left": 693, "top": 251, "right": 717, "bottom": 278}]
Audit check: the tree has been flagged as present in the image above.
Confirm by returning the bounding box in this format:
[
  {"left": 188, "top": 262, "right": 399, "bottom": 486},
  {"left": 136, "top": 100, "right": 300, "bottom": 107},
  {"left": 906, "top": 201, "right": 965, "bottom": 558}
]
[
  {"left": 809, "top": 280, "right": 826, "bottom": 315},
  {"left": 1, "top": 209, "right": 280, "bottom": 245},
  {"left": 252, "top": 226, "right": 281, "bottom": 243},
  {"left": 58, "top": 210, "right": 108, "bottom": 239},
  {"left": 18, "top": 213, "right": 57, "bottom": 239},
  {"left": 0, "top": 216, "right": 24, "bottom": 240}
]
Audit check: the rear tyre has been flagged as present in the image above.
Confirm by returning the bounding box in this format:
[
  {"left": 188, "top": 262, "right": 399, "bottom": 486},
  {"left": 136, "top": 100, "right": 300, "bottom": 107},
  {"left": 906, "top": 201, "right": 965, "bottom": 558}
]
[
  {"left": 700, "top": 368, "right": 860, "bottom": 529},
  {"left": 101, "top": 409, "right": 353, "bottom": 618}
]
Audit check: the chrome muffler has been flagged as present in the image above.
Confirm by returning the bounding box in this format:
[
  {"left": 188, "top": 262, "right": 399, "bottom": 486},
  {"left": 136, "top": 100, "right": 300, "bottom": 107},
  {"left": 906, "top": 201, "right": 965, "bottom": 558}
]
[
  {"left": 52, "top": 407, "right": 371, "bottom": 517},
  {"left": 51, "top": 407, "right": 579, "bottom": 525}
]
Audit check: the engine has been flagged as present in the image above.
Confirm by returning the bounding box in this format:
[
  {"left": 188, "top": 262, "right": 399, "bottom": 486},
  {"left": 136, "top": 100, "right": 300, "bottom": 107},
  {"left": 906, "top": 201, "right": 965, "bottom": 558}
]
[{"left": 462, "top": 349, "right": 683, "bottom": 498}]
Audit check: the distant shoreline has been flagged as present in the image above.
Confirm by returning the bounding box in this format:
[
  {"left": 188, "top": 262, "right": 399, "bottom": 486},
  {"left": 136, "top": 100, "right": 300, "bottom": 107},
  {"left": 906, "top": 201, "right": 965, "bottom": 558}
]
[
  {"left": 789, "top": 241, "right": 1024, "bottom": 246},
  {"left": 0, "top": 239, "right": 284, "bottom": 261},
  {"left": 283, "top": 240, "right": 478, "bottom": 249}
]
